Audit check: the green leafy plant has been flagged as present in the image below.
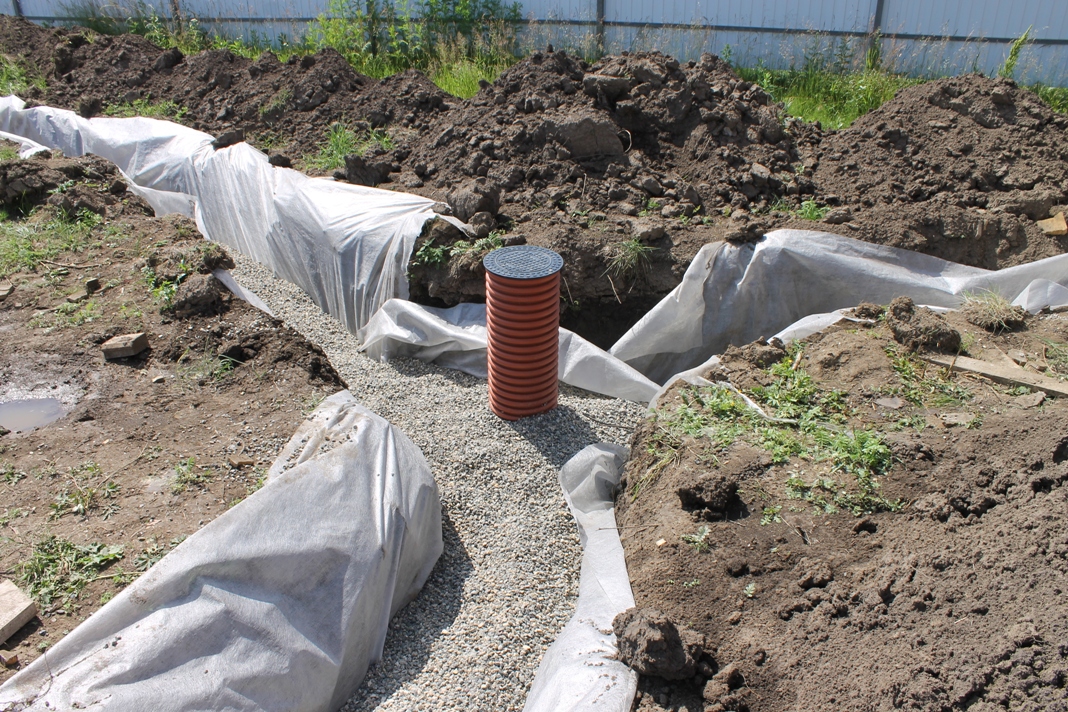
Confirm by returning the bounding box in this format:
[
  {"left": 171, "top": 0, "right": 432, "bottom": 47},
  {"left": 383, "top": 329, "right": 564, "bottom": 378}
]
[
  {"left": 171, "top": 457, "right": 209, "bottom": 494},
  {"left": 760, "top": 505, "right": 783, "bottom": 525},
  {"left": 681, "top": 525, "right": 711, "bottom": 553},
  {"left": 17, "top": 536, "right": 124, "bottom": 608}
]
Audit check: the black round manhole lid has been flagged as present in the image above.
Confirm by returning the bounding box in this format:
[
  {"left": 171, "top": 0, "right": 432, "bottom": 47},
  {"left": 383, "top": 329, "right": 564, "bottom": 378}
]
[{"left": 483, "top": 245, "right": 563, "bottom": 280}]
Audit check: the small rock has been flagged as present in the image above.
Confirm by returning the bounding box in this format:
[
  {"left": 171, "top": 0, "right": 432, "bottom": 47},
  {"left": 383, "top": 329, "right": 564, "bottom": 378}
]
[
  {"left": 211, "top": 130, "right": 245, "bottom": 150},
  {"left": 85, "top": 277, "right": 101, "bottom": 295},
  {"left": 875, "top": 396, "right": 905, "bottom": 410},
  {"left": 1008, "top": 349, "right": 1028, "bottom": 365},
  {"left": 0, "top": 426, "right": 9, "bottom": 436},
  {"left": 581, "top": 74, "right": 632, "bottom": 100},
  {"left": 468, "top": 211, "right": 496, "bottom": 238},
  {"left": 0, "top": 282, "right": 13, "bottom": 300},
  {"left": 547, "top": 116, "right": 624, "bottom": 158},
  {"left": 0, "top": 650, "right": 18, "bottom": 668},
  {"left": 612, "top": 607, "right": 707, "bottom": 680},
  {"left": 152, "top": 375, "right": 166, "bottom": 384},
  {"left": 655, "top": 538, "right": 666, "bottom": 547},
  {"left": 638, "top": 176, "right": 664, "bottom": 197},
  {"left": 1036, "top": 212, "right": 1067, "bottom": 236},
  {"left": 631, "top": 219, "right": 666, "bottom": 242},
  {"left": 101, "top": 332, "right": 149, "bottom": 360},
  {"left": 940, "top": 412, "right": 976, "bottom": 427},
  {"left": 447, "top": 180, "right": 500, "bottom": 222},
  {"left": 749, "top": 163, "right": 771, "bottom": 183},
  {"left": 885, "top": 296, "right": 961, "bottom": 352},
  {"left": 823, "top": 207, "right": 853, "bottom": 225},
  {"left": 1013, "top": 391, "right": 1045, "bottom": 409},
  {"left": 431, "top": 202, "right": 453, "bottom": 216},
  {"left": 152, "top": 48, "right": 183, "bottom": 72},
  {"left": 268, "top": 154, "right": 292, "bottom": 168},
  {"left": 228, "top": 455, "right": 256, "bottom": 468}
]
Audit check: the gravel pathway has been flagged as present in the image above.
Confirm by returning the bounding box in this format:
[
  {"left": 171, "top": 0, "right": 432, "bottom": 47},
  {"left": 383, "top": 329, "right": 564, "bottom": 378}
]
[{"left": 230, "top": 254, "right": 644, "bottom": 711}]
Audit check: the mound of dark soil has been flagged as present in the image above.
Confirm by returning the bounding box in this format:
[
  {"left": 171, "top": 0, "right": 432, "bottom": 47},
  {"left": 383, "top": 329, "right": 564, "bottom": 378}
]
[
  {"left": 616, "top": 310, "right": 1068, "bottom": 712},
  {"left": 0, "top": 16, "right": 450, "bottom": 165},
  {"left": 812, "top": 74, "right": 1068, "bottom": 268}
]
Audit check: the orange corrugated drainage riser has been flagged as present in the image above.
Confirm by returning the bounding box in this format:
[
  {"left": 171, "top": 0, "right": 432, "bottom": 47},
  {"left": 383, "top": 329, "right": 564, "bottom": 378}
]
[{"left": 483, "top": 245, "right": 564, "bottom": 420}]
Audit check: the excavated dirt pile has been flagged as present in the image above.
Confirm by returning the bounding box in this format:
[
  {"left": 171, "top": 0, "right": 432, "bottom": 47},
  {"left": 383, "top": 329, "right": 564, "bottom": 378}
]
[
  {"left": 812, "top": 74, "right": 1068, "bottom": 268},
  {"left": 1, "top": 15, "right": 1067, "bottom": 344},
  {"left": 0, "top": 17, "right": 450, "bottom": 162},
  {"left": 615, "top": 308, "right": 1068, "bottom": 712}
]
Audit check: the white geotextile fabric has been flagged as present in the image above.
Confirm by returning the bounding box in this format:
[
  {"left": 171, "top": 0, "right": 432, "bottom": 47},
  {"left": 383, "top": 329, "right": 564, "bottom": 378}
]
[
  {"left": 358, "top": 299, "right": 659, "bottom": 403},
  {"left": 610, "top": 230, "right": 1068, "bottom": 384},
  {"left": 523, "top": 444, "right": 637, "bottom": 712},
  {"left": 0, "top": 392, "right": 443, "bottom": 712},
  {"left": 0, "top": 96, "right": 453, "bottom": 332}
]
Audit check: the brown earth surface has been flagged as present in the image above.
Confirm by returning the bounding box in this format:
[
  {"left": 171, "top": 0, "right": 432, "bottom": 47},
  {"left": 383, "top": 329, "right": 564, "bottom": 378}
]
[
  {"left": 616, "top": 306, "right": 1068, "bottom": 712},
  {"left": 2, "top": 15, "right": 1066, "bottom": 345},
  {"left": 0, "top": 149, "right": 344, "bottom": 681}
]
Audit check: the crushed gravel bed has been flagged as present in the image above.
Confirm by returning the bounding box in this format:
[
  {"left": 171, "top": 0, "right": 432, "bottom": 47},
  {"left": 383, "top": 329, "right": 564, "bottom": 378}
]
[{"left": 230, "top": 254, "right": 644, "bottom": 711}]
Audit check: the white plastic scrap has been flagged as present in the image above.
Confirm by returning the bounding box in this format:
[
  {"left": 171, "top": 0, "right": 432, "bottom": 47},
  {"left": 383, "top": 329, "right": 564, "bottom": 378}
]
[
  {"left": 358, "top": 299, "right": 659, "bottom": 403},
  {"left": 0, "top": 392, "right": 443, "bottom": 711},
  {"left": 0, "top": 96, "right": 456, "bottom": 333},
  {"left": 523, "top": 444, "right": 638, "bottom": 712},
  {"left": 610, "top": 230, "right": 1068, "bottom": 383}
]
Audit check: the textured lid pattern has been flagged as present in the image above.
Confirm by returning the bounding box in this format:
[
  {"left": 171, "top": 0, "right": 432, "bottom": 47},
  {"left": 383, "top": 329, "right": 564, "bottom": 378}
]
[{"left": 483, "top": 245, "right": 563, "bottom": 280}]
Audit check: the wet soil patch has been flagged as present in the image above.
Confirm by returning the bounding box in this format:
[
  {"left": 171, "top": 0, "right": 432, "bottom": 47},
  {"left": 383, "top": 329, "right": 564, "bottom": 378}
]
[
  {"left": 617, "top": 309, "right": 1068, "bottom": 711},
  {"left": 0, "top": 151, "right": 343, "bottom": 681}
]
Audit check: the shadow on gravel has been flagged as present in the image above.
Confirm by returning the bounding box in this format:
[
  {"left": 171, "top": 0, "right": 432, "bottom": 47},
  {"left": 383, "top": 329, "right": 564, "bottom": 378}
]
[
  {"left": 346, "top": 511, "right": 472, "bottom": 709},
  {"left": 506, "top": 403, "right": 604, "bottom": 469}
]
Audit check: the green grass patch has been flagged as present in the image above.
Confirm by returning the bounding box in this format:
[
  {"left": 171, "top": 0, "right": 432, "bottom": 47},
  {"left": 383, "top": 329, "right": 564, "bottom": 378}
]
[
  {"left": 886, "top": 347, "right": 972, "bottom": 406},
  {"left": 608, "top": 238, "right": 656, "bottom": 279},
  {"left": 0, "top": 55, "right": 46, "bottom": 96},
  {"left": 171, "top": 456, "right": 210, "bottom": 494},
  {"left": 0, "top": 209, "right": 100, "bottom": 278},
  {"left": 639, "top": 345, "right": 902, "bottom": 516},
  {"left": 104, "top": 97, "right": 188, "bottom": 121},
  {"left": 306, "top": 123, "right": 395, "bottom": 172},
  {"left": 737, "top": 63, "right": 921, "bottom": 130},
  {"left": 17, "top": 536, "right": 124, "bottom": 609}
]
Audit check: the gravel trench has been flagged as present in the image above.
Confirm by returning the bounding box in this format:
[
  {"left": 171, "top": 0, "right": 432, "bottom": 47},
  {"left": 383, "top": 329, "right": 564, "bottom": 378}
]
[{"left": 230, "top": 254, "right": 644, "bottom": 711}]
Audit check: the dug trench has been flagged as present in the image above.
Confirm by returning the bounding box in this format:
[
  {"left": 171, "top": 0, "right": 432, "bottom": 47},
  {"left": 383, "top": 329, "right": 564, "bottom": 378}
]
[
  {"left": 615, "top": 300, "right": 1068, "bottom": 711},
  {"left": 0, "top": 148, "right": 344, "bottom": 681},
  {"left": 2, "top": 16, "right": 1067, "bottom": 346}
]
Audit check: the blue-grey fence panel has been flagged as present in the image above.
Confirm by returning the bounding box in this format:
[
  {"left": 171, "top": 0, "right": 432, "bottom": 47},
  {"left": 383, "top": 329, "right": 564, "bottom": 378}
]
[
  {"left": 178, "top": 0, "right": 322, "bottom": 22},
  {"left": 881, "top": 0, "right": 1067, "bottom": 41},
  {"left": 522, "top": 0, "right": 596, "bottom": 22},
  {"left": 18, "top": 0, "right": 174, "bottom": 19},
  {"left": 605, "top": 0, "right": 875, "bottom": 33}
]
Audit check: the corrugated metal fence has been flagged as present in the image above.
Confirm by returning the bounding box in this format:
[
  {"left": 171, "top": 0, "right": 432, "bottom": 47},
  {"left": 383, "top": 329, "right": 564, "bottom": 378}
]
[{"left": 10, "top": 0, "right": 1068, "bottom": 85}]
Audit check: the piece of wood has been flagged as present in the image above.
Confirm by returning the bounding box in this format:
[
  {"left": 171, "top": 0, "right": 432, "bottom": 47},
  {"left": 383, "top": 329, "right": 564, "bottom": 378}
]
[
  {"left": 924, "top": 354, "right": 1068, "bottom": 398},
  {"left": 101, "top": 332, "right": 149, "bottom": 360},
  {"left": 0, "top": 579, "right": 37, "bottom": 646}
]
